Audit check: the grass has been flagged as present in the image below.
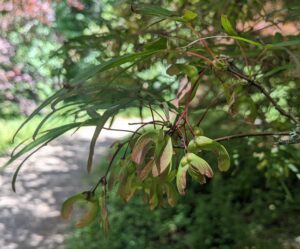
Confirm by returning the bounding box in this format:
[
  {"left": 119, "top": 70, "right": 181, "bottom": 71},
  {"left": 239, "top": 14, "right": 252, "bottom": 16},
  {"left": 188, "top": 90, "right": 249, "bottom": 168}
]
[{"left": 0, "top": 117, "right": 44, "bottom": 155}]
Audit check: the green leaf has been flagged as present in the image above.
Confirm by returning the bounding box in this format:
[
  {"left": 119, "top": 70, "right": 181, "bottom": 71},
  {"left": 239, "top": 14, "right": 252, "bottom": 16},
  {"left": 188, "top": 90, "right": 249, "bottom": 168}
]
[
  {"left": 221, "top": 15, "right": 237, "bottom": 36},
  {"left": 262, "top": 64, "right": 294, "bottom": 78},
  {"left": 182, "top": 9, "right": 198, "bottom": 21},
  {"left": 12, "top": 89, "right": 66, "bottom": 142},
  {"left": 162, "top": 102, "right": 170, "bottom": 121},
  {"left": 145, "top": 38, "right": 167, "bottom": 51},
  {"left": 229, "top": 36, "right": 263, "bottom": 47},
  {"left": 3, "top": 122, "right": 82, "bottom": 169},
  {"left": 71, "top": 50, "right": 161, "bottom": 85},
  {"left": 132, "top": 4, "right": 178, "bottom": 18},
  {"left": 87, "top": 108, "right": 118, "bottom": 173},
  {"left": 269, "top": 39, "right": 300, "bottom": 48}
]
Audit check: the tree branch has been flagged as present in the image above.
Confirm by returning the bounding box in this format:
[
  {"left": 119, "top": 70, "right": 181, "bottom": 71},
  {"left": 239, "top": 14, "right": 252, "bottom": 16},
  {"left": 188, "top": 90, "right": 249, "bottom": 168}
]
[
  {"left": 228, "top": 65, "right": 298, "bottom": 124},
  {"left": 214, "top": 131, "right": 290, "bottom": 142}
]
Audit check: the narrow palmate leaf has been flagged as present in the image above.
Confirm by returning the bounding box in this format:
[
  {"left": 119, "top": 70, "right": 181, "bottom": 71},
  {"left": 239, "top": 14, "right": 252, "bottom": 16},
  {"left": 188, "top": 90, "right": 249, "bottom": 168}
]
[
  {"left": 229, "top": 36, "right": 263, "bottom": 47},
  {"left": 144, "top": 38, "right": 167, "bottom": 51},
  {"left": 3, "top": 122, "right": 82, "bottom": 169},
  {"left": 87, "top": 108, "right": 118, "bottom": 173},
  {"left": 132, "top": 4, "right": 179, "bottom": 18},
  {"left": 12, "top": 89, "right": 66, "bottom": 142},
  {"left": 71, "top": 50, "right": 161, "bottom": 85},
  {"left": 221, "top": 15, "right": 237, "bottom": 36}
]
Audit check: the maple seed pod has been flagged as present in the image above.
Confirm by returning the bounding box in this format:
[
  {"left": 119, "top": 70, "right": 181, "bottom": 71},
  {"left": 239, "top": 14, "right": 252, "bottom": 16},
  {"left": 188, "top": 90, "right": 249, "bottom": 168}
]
[
  {"left": 180, "top": 155, "right": 189, "bottom": 166},
  {"left": 193, "top": 127, "right": 204, "bottom": 136},
  {"left": 186, "top": 153, "right": 195, "bottom": 163},
  {"left": 187, "top": 140, "right": 198, "bottom": 153},
  {"left": 195, "top": 136, "right": 215, "bottom": 149}
]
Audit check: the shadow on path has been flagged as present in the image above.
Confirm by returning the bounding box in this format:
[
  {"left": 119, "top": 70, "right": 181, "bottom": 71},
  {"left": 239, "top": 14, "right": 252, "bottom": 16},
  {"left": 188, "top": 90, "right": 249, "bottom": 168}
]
[{"left": 0, "top": 131, "right": 116, "bottom": 249}]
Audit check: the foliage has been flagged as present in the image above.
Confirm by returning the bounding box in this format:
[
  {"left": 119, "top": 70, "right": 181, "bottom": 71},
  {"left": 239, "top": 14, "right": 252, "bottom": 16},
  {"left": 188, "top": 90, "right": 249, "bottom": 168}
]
[
  {"left": 63, "top": 137, "right": 300, "bottom": 249},
  {"left": 1, "top": 0, "right": 300, "bottom": 239},
  {"left": 0, "top": 0, "right": 84, "bottom": 117}
]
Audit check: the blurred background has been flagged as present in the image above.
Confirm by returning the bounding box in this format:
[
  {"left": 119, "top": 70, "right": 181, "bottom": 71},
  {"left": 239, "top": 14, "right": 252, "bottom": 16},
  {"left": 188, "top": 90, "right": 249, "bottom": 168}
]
[{"left": 1, "top": 0, "right": 300, "bottom": 249}]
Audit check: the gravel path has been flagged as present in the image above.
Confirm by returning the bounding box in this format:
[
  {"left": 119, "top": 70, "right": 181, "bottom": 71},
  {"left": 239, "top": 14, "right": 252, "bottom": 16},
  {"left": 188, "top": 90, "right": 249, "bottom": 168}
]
[{"left": 0, "top": 119, "right": 142, "bottom": 249}]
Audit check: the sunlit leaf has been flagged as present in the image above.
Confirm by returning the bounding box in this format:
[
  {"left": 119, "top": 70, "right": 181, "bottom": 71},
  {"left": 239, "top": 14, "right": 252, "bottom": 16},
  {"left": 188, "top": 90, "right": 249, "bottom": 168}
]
[
  {"left": 132, "top": 4, "right": 178, "bottom": 18},
  {"left": 87, "top": 108, "right": 118, "bottom": 173},
  {"left": 71, "top": 50, "right": 161, "bottom": 85},
  {"left": 221, "top": 15, "right": 237, "bottom": 36},
  {"left": 182, "top": 9, "right": 198, "bottom": 21}
]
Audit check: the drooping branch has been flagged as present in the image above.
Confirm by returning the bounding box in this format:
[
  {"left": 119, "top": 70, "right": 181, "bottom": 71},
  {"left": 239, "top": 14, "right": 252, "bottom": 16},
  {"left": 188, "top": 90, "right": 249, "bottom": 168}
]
[
  {"left": 214, "top": 131, "right": 290, "bottom": 142},
  {"left": 227, "top": 65, "right": 298, "bottom": 124}
]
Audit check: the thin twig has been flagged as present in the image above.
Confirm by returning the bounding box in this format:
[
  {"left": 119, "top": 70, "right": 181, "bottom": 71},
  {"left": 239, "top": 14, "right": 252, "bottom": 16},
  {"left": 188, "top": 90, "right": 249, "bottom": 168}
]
[
  {"left": 91, "top": 142, "right": 126, "bottom": 193},
  {"left": 128, "top": 121, "right": 164, "bottom": 125},
  {"left": 228, "top": 65, "right": 298, "bottom": 124},
  {"left": 149, "top": 104, "right": 156, "bottom": 129},
  {"left": 196, "top": 93, "right": 223, "bottom": 126},
  {"left": 186, "top": 51, "right": 212, "bottom": 63},
  {"left": 214, "top": 131, "right": 290, "bottom": 142},
  {"left": 102, "top": 127, "right": 140, "bottom": 134}
]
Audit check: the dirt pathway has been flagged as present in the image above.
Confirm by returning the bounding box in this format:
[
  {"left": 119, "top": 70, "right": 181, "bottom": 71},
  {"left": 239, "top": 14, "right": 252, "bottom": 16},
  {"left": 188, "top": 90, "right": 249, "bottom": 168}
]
[{"left": 0, "top": 119, "right": 142, "bottom": 249}]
